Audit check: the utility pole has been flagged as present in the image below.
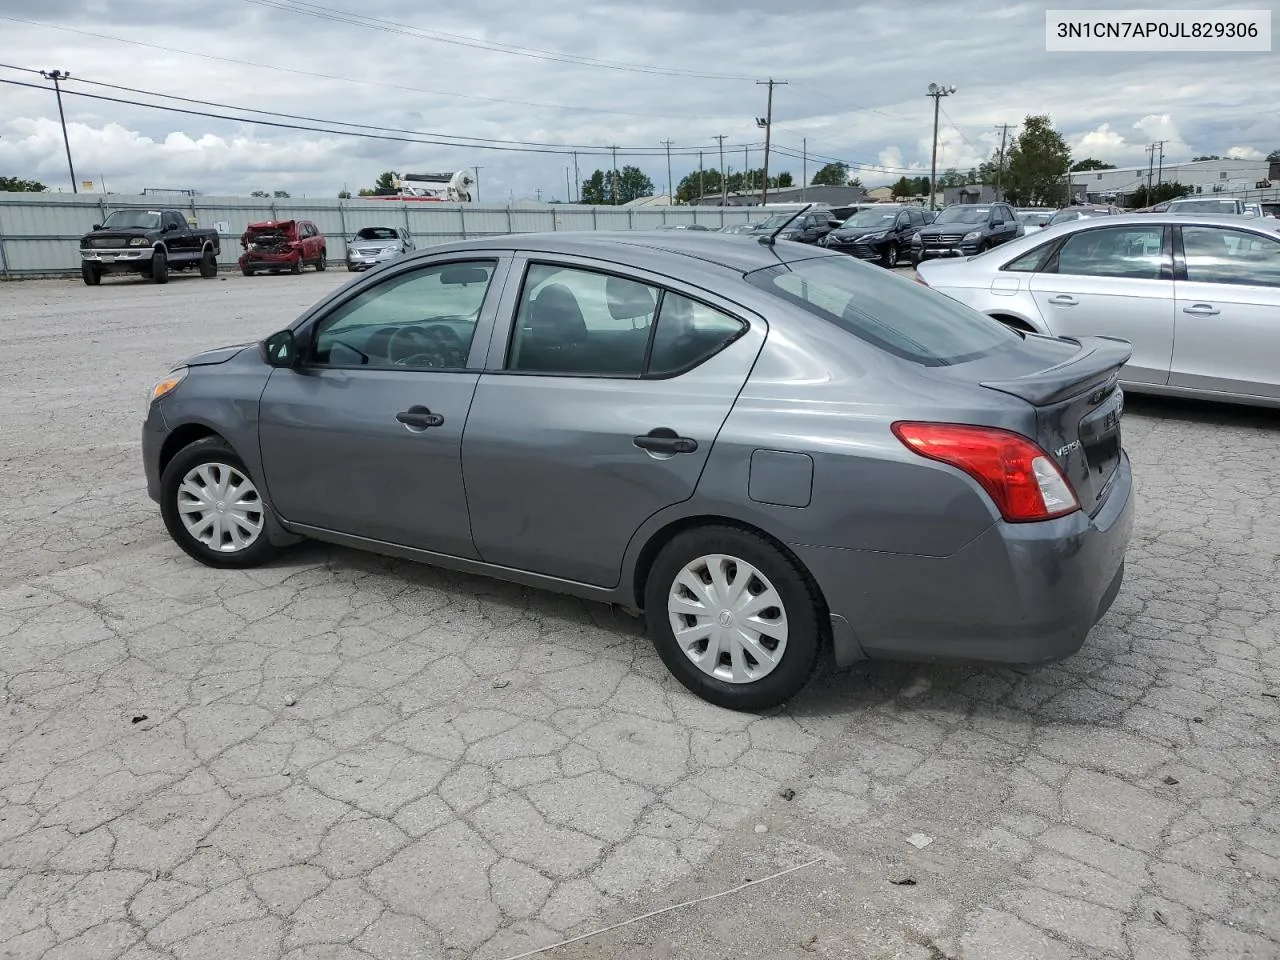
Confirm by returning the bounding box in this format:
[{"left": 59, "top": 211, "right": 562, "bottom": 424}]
[
  {"left": 535, "top": 187, "right": 543, "bottom": 204},
  {"left": 698, "top": 150, "right": 704, "bottom": 205},
  {"left": 993, "top": 123, "right": 1014, "bottom": 201},
  {"left": 1146, "top": 143, "right": 1156, "bottom": 195},
  {"left": 661, "top": 139, "right": 674, "bottom": 203},
  {"left": 756, "top": 78, "right": 787, "bottom": 206},
  {"left": 474, "top": 166, "right": 483, "bottom": 203},
  {"left": 572, "top": 152, "right": 579, "bottom": 203},
  {"left": 802, "top": 138, "right": 807, "bottom": 202},
  {"left": 743, "top": 146, "right": 749, "bottom": 197},
  {"left": 926, "top": 82, "right": 956, "bottom": 211},
  {"left": 41, "top": 69, "right": 77, "bottom": 193},
  {"left": 714, "top": 135, "right": 727, "bottom": 206},
  {"left": 1155, "top": 140, "right": 1168, "bottom": 188},
  {"left": 565, "top": 168, "right": 571, "bottom": 204},
  {"left": 610, "top": 145, "right": 620, "bottom": 205}
]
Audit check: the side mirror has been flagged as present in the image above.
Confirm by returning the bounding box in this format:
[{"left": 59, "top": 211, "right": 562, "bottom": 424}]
[
  {"left": 261, "top": 329, "right": 299, "bottom": 368},
  {"left": 164, "top": 222, "right": 178, "bottom": 232},
  {"left": 92, "top": 223, "right": 102, "bottom": 231}
]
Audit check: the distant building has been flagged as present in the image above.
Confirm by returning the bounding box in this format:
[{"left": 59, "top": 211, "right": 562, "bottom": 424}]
[
  {"left": 693, "top": 184, "right": 867, "bottom": 207},
  {"left": 1071, "top": 157, "right": 1274, "bottom": 204},
  {"left": 943, "top": 184, "right": 997, "bottom": 205},
  {"left": 866, "top": 186, "right": 894, "bottom": 202}
]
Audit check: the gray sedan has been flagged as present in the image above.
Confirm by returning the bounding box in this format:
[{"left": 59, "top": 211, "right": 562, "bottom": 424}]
[
  {"left": 915, "top": 213, "right": 1280, "bottom": 407},
  {"left": 143, "top": 232, "right": 1133, "bottom": 710},
  {"left": 346, "top": 226, "right": 414, "bottom": 271}
]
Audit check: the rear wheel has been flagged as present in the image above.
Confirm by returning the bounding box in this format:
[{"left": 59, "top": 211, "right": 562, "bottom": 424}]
[
  {"left": 81, "top": 262, "right": 102, "bottom": 286},
  {"left": 160, "top": 436, "right": 280, "bottom": 570},
  {"left": 241, "top": 264, "right": 255, "bottom": 277},
  {"left": 199, "top": 249, "right": 218, "bottom": 278},
  {"left": 315, "top": 248, "right": 327, "bottom": 271},
  {"left": 644, "top": 525, "right": 825, "bottom": 711},
  {"left": 151, "top": 248, "right": 169, "bottom": 284}
]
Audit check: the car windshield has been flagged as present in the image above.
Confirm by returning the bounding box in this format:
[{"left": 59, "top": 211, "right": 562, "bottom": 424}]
[
  {"left": 1171, "top": 200, "right": 1239, "bottom": 213},
  {"left": 1048, "top": 210, "right": 1083, "bottom": 225},
  {"left": 1017, "top": 212, "right": 1046, "bottom": 224},
  {"left": 756, "top": 214, "right": 800, "bottom": 229},
  {"left": 355, "top": 227, "right": 399, "bottom": 240},
  {"left": 933, "top": 206, "right": 990, "bottom": 224},
  {"left": 842, "top": 210, "right": 901, "bottom": 228},
  {"left": 746, "top": 255, "right": 1019, "bottom": 367},
  {"left": 101, "top": 210, "right": 162, "bottom": 230}
]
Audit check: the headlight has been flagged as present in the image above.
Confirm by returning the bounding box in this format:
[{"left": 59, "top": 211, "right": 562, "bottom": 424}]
[
  {"left": 962, "top": 231, "right": 982, "bottom": 242},
  {"left": 862, "top": 232, "right": 887, "bottom": 242},
  {"left": 147, "top": 367, "right": 187, "bottom": 414},
  {"left": 130, "top": 237, "right": 148, "bottom": 246},
  {"left": 911, "top": 232, "right": 923, "bottom": 243}
]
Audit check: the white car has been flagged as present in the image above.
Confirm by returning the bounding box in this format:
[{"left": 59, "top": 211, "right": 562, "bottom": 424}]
[
  {"left": 914, "top": 213, "right": 1280, "bottom": 407},
  {"left": 1016, "top": 209, "right": 1056, "bottom": 233}
]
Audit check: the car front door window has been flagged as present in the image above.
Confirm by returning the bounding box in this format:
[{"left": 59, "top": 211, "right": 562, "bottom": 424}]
[
  {"left": 312, "top": 260, "right": 496, "bottom": 370},
  {"left": 1054, "top": 226, "right": 1165, "bottom": 280}
]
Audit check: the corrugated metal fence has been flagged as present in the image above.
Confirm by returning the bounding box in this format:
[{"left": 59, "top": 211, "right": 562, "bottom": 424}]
[{"left": 0, "top": 193, "right": 761, "bottom": 277}]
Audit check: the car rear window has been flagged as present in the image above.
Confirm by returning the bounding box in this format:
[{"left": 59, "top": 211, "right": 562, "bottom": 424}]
[{"left": 745, "top": 256, "right": 1020, "bottom": 367}]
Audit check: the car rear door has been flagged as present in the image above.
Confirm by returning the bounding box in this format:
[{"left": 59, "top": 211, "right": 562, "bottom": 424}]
[
  {"left": 1169, "top": 224, "right": 1280, "bottom": 399},
  {"left": 461, "top": 256, "right": 766, "bottom": 587},
  {"left": 1028, "top": 223, "right": 1175, "bottom": 385}
]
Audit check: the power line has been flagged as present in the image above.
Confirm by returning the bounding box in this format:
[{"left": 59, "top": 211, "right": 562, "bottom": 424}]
[
  {"left": 239, "top": 0, "right": 759, "bottom": 82},
  {"left": 0, "top": 15, "right": 738, "bottom": 122},
  {"left": 0, "top": 76, "right": 736, "bottom": 159},
  {"left": 0, "top": 65, "right": 752, "bottom": 155}
]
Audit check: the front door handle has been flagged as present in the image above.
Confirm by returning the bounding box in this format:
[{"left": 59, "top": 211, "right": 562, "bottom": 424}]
[
  {"left": 1047, "top": 294, "right": 1079, "bottom": 306},
  {"left": 634, "top": 428, "right": 698, "bottom": 455},
  {"left": 396, "top": 405, "right": 444, "bottom": 430},
  {"left": 1182, "top": 303, "right": 1220, "bottom": 316}
]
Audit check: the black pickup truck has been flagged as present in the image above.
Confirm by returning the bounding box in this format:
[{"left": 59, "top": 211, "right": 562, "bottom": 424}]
[{"left": 79, "top": 209, "right": 221, "bottom": 285}]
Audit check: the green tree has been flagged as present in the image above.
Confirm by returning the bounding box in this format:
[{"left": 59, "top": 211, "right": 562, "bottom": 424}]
[
  {"left": 675, "top": 167, "right": 723, "bottom": 203},
  {"left": 1004, "top": 114, "right": 1072, "bottom": 206},
  {"left": 890, "top": 176, "right": 916, "bottom": 197},
  {"left": 848, "top": 176, "right": 864, "bottom": 191},
  {"left": 1191, "top": 155, "right": 1222, "bottom": 162},
  {"left": 810, "top": 162, "right": 849, "bottom": 186},
  {"left": 1126, "top": 181, "right": 1192, "bottom": 208},
  {"left": 615, "top": 165, "right": 654, "bottom": 204},
  {"left": 1267, "top": 149, "right": 1280, "bottom": 163},
  {"left": 913, "top": 176, "right": 931, "bottom": 195},
  {"left": 272, "top": 190, "right": 291, "bottom": 198},
  {"left": 375, "top": 171, "right": 398, "bottom": 190},
  {"left": 580, "top": 170, "right": 608, "bottom": 205},
  {"left": 938, "top": 168, "right": 966, "bottom": 188},
  {"left": 774, "top": 171, "right": 794, "bottom": 188},
  {"left": 337, "top": 190, "right": 352, "bottom": 199},
  {"left": 1071, "top": 158, "right": 1115, "bottom": 171},
  {"left": 0, "top": 176, "right": 46, "bottom": 192},
  {"left": 250, "top": 190, "right": 270, "bottom": 198},
  {"left": 579, "top": 166, "right": 654, "bottom": 205}
]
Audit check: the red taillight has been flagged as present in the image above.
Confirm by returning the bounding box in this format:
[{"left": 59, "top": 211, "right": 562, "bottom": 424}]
[{"left": 891, "top": 422, "right": 1079, "bottom": 522}]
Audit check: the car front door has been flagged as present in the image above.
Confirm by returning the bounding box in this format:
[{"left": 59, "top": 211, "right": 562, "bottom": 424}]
[
  {"left": 1028, "top": 223, "right": 1175, "bottom": 384},
  {"left": 461, "top": 257, "right": 766, "bottom": 587},
  {"left": 257, "top": 255, "right": 511, "bottom": 556},
  {"left": 1169, "top": 224, "right": 1280, "bottom": 399}
]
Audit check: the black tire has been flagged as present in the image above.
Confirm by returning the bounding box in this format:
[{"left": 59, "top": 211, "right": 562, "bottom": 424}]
[
  {"left": 241, "top": 264, "right": 255, "bottom": 277},
  {"left": 151, "top": 248, "right": 169, "bottom": 284},
  {"left": 882, "top": 244, "right": 900, "bottom": 269},
  {"left": 644, "top": 525, "right": 826, "bottom": 712},
  {"left": 910, "top": 251, "right": 922, "bottom": 267},
  {"left": 315, "top": 249, "right": 327, "bottom": 271},
  {"left": 81, "top": 262, "right": 102, "bottom": 286},
  {"left": 199, "top": 249, "right": 218, "bottom": 278},
  {"left": 290, "top": 259, "right": 303, "bottom": 275},
  {"left": 159, "top": 436, "right": 280, "bottom": 570}
]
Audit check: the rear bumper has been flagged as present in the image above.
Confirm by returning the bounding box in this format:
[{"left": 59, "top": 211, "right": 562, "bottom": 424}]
[{"left": 796, "top": 451, "right": 1134, "bottom": 666}]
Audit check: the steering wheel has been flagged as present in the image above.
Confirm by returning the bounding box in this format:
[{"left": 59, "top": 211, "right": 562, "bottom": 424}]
[{"left": 387, "top": 323, "right": 467, "bottom": 368}]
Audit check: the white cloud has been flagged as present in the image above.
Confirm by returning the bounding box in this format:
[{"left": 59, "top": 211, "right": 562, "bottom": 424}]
[{"left": 1226, "top": 145, "right": 1263, "bottom": 160}]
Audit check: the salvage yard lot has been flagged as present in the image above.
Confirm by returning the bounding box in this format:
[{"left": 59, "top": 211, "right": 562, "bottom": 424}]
[{"left": 1, "top": 269, "right": 1278, "bottom": 960}]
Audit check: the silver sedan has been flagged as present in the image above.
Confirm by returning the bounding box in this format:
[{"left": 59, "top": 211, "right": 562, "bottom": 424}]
[
  {"left": 915, "top": 213, "right": 1280, "bottom": 407},
  {"left": 346, "top": 226, "right": 414, "bottom": 271}
]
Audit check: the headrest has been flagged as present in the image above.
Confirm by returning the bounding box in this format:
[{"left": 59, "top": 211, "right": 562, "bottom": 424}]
[{"left": 606, "top": 275, "right": 656, "bottom": 322}]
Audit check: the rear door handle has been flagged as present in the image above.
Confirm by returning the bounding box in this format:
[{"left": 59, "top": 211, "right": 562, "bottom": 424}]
[
  {"left": 634, "top": 429, "right": 698, "bottom": 455},
  {"left": 1182, "top": 303, "right": 1220, "bottom": 316},
  {"left": 1047, "top": 294, "right": 1078, "bottom": 306},
  {"left": 396, "top": 405, "right": 444, "bottom": 430}
]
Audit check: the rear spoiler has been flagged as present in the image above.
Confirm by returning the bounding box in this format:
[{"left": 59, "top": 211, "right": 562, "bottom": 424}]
[{"left": 980, "top": 336, "right": 1133, "bottom": 406}]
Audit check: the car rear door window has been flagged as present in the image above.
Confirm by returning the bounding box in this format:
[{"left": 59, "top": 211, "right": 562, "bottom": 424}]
[
  {"left": 1181, "top": 227, "right": 1280, "bottom": 287},
  {"left": 647, "top": 293, "right": 746, "bottom": 377},
  {"left": 1003, "top": 242, "right": 1057, "bottom": 273},
  {"left": 1053, "top": 225, "right": 1166, "bottom": 280},
  {"left": 311, "top": 260, "right": 496, "bottom": 369},
  {"left": 508, "top": 264, "right": 658, "bottom": 376},
  {"left": 747, "top": 256, "right": 1019, "bottom": 366}
]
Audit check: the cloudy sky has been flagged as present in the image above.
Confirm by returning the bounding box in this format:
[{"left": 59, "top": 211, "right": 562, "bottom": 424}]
[{"left": 1, "top": 0, "right": 1275, "bottom": 200}]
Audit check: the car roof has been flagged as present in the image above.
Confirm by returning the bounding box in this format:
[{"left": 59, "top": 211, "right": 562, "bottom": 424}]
[{"left": 423, "top": 230, "right": 841, "bottom": 275}]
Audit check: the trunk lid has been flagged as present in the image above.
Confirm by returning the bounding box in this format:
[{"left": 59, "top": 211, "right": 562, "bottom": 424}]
[
  {"left": 242, "top": 221, "right": 297, "bottom": 253},
  {"left": 977, "top": 335, "right": 1130, "bottom": 514}
]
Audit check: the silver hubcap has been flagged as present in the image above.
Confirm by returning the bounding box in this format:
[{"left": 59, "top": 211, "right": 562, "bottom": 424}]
[
  {"left": 177, "top": 462, "right": 264, "bottom": 553},
  {"left": 667, "top": 554, "right": 789, "bottom": 684}
]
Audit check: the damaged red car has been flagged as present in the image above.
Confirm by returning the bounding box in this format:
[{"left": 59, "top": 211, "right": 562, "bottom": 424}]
[{"left": 238, "top": 220, "right": 327, "bottom": 276}]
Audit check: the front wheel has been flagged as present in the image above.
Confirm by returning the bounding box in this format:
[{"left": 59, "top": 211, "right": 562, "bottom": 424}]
[
  {"left": 882, "top": 244, "right": 900, "bottom": 269},
  {"left": 910, "top": 251, "right": 922, "bottom": 267},
  {"left": 159, "top": 436, "right": 280, "bottom": 569},
  {"left": 199, "top": 249, "right": 218, "bottom": 278},
  {"left": 644, "top": 525, "right": 826, "bottom": 711},
  {"left": 290, "top": 259, "right": 303, "bottom": 275},
  {"left": 315, "top": 249, "right": 327, "bottom": 271},
  {"left": 81, "top": 262, "right": 102, "bottom": 286},
  {"left": 151, "top": 248, "right": 169, "bottom": 284}
]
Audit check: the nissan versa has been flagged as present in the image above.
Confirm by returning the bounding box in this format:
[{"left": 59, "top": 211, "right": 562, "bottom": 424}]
[{"left": 143, "top": 232, "right": 1134, "bottom": 711}]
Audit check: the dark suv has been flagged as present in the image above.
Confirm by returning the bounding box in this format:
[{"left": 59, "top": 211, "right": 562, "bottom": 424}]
[
  {"left": 819, "top": 205, "right": 932, "bottom": 267},
  {"left": 757, "top": 210, "right": 841, "bottom": 244},
  {"left": 910, "top": 202, "right": 1022, "bottom": 264}
]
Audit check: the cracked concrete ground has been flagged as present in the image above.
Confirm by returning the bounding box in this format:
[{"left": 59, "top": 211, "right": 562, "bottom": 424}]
[{"left": 1, "top": 270, "right": 1278, "bottom": 960}]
